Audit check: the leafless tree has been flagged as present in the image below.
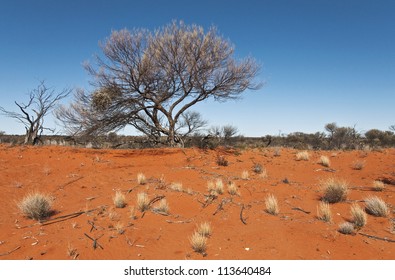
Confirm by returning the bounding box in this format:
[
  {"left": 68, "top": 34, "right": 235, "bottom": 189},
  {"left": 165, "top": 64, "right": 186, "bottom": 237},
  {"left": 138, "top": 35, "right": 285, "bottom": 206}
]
[
  {"left": 0, "top": 81, "right": 72, "bottom": 145},
  {"left": 56, "top": 21, "right": 261, "bottom": 146}
]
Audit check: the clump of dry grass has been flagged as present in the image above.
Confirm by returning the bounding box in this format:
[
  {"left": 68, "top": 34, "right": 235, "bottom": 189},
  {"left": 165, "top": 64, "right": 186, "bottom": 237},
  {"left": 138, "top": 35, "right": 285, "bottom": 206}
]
[
  {"left": 319, "top": 155, "right": 331, "bottom": 167},
  {"left": 273, "top": 147, "right": 281, "bottom": 157},
  {"left": 317, "top": 201, "right": 332, "bottom": 222},
  {"left": 216, "top": 155, "right": 228, "bottom": 166},
  {"left": 190, "top": 232, "right": 207, "bottom": 254},
  {"left": 321, "top": 177, "right": 348, "bottom": 203},
  {"left": 296, "top": 151, "right": 310, "bottom": 161},
  {"left": 137, "top": 173, "right": 146, "bottom": 185},
  {"left": 338, "top": 222, "right": 354, "bottom": 235},
  {"left": 67, "top": 243, "right": 78, "bottom": 259},
  {"left": 372, "top": 180, "right": 385, "bottom": 192},
  {"left": 18, "top": 192, "right": 53, "bottom": 220},
  {"left": 365, "top": 196, "right": 389, "bottom": 217},
  {"left": 352, "top": 160, "right": 365, "bottom": 170},
  {"left": 265, "top": 194, "right": 279, "bottom": 215},
  {"left": 136, "top": 192, "right": 150, "bottom": 212},
  {"left": 197, "top": 222, "right": 212, "bottom": 237},
  {"left": 114, "top": 222, "right": 125, "bottom": 234},
  {"left": 241, "top": 170, "right": 249, "bottom": 180},
  {"left": 113, "top": 191, "right": 126, "bottom": 208},
  {"left": 129, "top": 206, "right": 137, "bottom": 220},
  {"left": 154, "top": 199, "right": 170, "bottom": 214},
  {"left": 214, "top": 179, "right": 224, "bottom": 194},
  {"left": 350, "top": 204, "right": 367, "bottom": 228},
  {"left": 227, "top": 181, "right": 239, "bottom": 195}
]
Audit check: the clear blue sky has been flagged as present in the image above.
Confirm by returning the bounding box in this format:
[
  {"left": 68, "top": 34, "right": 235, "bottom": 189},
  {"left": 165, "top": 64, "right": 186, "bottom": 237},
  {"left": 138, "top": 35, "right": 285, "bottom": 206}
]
[{"left": 0, "top": 0, "right": 394, "bottom": 137}]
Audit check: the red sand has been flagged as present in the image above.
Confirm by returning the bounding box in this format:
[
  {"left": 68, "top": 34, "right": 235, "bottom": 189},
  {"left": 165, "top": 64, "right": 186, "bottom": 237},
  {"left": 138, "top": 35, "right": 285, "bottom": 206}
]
[{"left": 0, "top": 145, "right": 394, "bottom": 260}]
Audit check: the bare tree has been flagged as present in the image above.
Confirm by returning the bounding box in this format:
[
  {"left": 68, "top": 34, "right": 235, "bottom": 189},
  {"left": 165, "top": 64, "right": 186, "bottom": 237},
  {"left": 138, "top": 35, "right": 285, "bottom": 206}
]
[
  {"left": 56, "top": 21, "right": 261, "bottom": 146},
  {"left": 0, "top": 81, "right": 72, "bottom": 145}
]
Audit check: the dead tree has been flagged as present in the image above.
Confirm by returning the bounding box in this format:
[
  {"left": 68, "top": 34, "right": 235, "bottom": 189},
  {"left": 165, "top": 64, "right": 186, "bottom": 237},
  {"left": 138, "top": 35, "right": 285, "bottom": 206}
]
[{"left": 0, "top": 81, "right": 72, "bottom": 145}]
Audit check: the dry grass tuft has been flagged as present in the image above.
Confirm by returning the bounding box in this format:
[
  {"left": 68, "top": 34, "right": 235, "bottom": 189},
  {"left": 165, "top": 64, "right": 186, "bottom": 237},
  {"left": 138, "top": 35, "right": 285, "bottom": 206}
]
[
  {"left": 365, "top": 196, "right": 389, "bottom": 217},
  {"left": 319, "top": 155, "right": 331, "bottom": 167},
  {"left": 352, "top": 160, "right": 366, "bottom": 170},
  {"left": 190, "top": 232, "right": 207, "bottom": 254},
  {"left": 18, "top": 192, "right": 53, "bottom": 220},
  {"left": 321, "top": 177, "right": 348, "bottom": 203},
  {"left": 154, "top": 199, "right": 170, "bottom": 214},
  {"left": 216, "top": 155, "right": 228, "bottom": 166},
  {"left": 113, "top": 191, "right": 126, "bottom": 208},
  {"left": 136, "top": 192, "right": 150, "bottom": 212},
  {"left": 265, "top": 194, "right": 279, "bottom": 215},
  {"left": 197, "top": 222, "right": 212, "bottom": 237},
  {"left": 350, "top": 203, "right": 367, "bottom": 228},
  {"left": 137, "top": 173, "right": 146, "bottom": 185},
  {"left": 129, "top": 206, "right": 137, "bottom": 220},
  {"left": 338, "top": 222, "right": 354, "bottom": 235},
  {"left": 317, "top": 201, "right": 332, "bottom": 222},
  {"left": 214, "top": 179, "right": 224, "bottom": 194},
  {"left": 296, "top": 151, "right": 310, "bottom": 161},
  {"left": 227, "top": 181, "right": 239, "bottom": 195},
  {"left": 67, "top": 243, "right": 78, "bottom": 259},
  {"left": 372, "top": 180, "right": 385, "bottom": 192},
  {"left": 241, "top": 170, "right": 249, "bottom": 180},
  {"left": 170, "top": 182, "right": 183, "bottom": 192}
]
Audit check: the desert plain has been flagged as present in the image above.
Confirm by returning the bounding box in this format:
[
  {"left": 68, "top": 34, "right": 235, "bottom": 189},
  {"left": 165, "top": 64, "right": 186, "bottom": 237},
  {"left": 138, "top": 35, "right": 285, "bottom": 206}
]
[{"left": 0, "top": 144, "right": 394, "bottom": 260}]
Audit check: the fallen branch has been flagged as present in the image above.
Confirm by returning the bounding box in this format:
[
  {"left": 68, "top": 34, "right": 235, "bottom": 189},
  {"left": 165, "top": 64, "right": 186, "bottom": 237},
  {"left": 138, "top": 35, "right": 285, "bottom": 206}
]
[
  {"left": 0, "top": 246, "right": 21, "bottom": 257},
  {"left": 359, "top": 233, "right": 395, "bottom": 243},
  {"left": 84, "top": 233, "right": 104, "bottom": 250},
  {"left": 240, "top": 204, "right": 247, "bottom": 225},
  {"left": 291, "top": 207, "right": 311, "bottom": 214},
  {"left": 165, "top": 219, "right": 192, "bottom": 224},
  {"left": 148, "top": 195, "right": 165, "bottom": 207},
  {"left": 57, "top": 176, "right": 84, "bottom": 190}
]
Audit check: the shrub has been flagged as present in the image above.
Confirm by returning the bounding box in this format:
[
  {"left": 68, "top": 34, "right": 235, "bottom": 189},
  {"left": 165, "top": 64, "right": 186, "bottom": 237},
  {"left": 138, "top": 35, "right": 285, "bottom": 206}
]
[
  {"left": 317, "top": 201, "right": 332, "bottom": 222},
  {"left": 365, "top": 196, "right": 389, "bottom": 217},
  {"left": 137, "top": 173, "right": 146, "bottom": 185},
  {"left": 350, "top": 204, "right": 367, "bottom": 228},
  {"left": 321, "top": 177, "right": 348, "bottom": 203},
  {"left": 372, "top": 180, "right": 385, "bottom": 192},
  {"left": 296, "top": 151, "right": 310, "bottom": 161},
  {"left": 252, "top": 163, "right": 263, "bottom": 174},
  {"left": 338, "top": 222, "right": 354, "bottom": 235},
  {"left": 190, "top": 231, "right": 207, "bottom": 254},
  {"left": 113, "top": 191, "right": 126, "bottom": 208},
  {"left": 319, "top": 155, "right": 330, "bottom": 167},
  {"left": 136, "top": 192, "right": 150, "bottom": 212},
  {"left": 265, "top": 194, "right": 279, "bottom": 215},
  {"left": 18, "top": 192, "right": 53, "bottom": 220}
]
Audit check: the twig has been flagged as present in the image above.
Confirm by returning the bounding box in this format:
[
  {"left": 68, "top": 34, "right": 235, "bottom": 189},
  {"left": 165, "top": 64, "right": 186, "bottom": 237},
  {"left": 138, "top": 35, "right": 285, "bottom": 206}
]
[
  {"left": 148, "top": 195, "right": 165, "bottom": 207},
  {"left": 0, "top": 246, "right": 21, "bottom": 257},
  {"left": 291, "top": 207, "right": 311, "bottom": 214},
  {"left": 84, "top": 233, "right": 104, "bottom": 250},
  {"left": 57, "top": 176, "right": 84, "bottom": 190},
  {"left": 165, "top": 219, "right": 192, "bottom": 224},
  {"left": 240, "top": 204, "right": 247, "bottom": 225},
  {"left": 359, "top": 233, "right": 395, "bottom": 243}
]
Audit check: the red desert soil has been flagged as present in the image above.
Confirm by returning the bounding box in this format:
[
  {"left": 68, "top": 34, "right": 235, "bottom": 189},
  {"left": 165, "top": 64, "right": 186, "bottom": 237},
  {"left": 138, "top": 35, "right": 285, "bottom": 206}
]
[{"left": 0, "top": 144, "right": 394, "bottom": 260}]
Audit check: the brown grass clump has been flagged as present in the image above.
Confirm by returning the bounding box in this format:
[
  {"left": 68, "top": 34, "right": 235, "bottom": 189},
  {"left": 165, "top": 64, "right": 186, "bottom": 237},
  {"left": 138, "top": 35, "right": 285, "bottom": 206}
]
[
  {"left": 136, "top": 192, "right": 150, "bottom": 212},
  {"left": 113, "top": 191, "right": 126, "bottom": 208},
  {"left": 265, "top": 194, "right": 279, "bottom": 215},
  {"left": 137, "top": 173, "right": 146, "bottom": 185},
  {"left": 350, "top": 204, "right": 367, "bottom": 228},
  {"left": 190, "top": 232, "right": 207, "bottom": 254},
  {"left": 214, "top": 179, "right": 224, "bottom": 194},
  {"left": 241, "top": 170, "right": 249, "bottom": 180},
  {"left": 216, "top": 155, "right": 228, "bottom": 166},
  {"left": 296, "top": 151, "right": 310, "bottom": 161},
  {"left": 338, "top": 222, "right": 354, "bottom": 235},
  {"left": 321, "top": 177, "right": 348, "bottom": 203},
  {"left": 319, "top": 155, "right": 331, "bottom": 167},
  {"left": 372, "top": 180, "right": 385, "bottom": 191},
  {"left": 365, "top": 196, "right": 389, "bottom": 217},
  {"left": 154, "top": 199, "right": 170, "bottom": 214},
  {"left": 170, "top": 182, "right": 183, "bottom": 192},
  {"left": 317, "top": 201, "right": 332, "bottom": 222},
  {"left": 18, "top": 192, "right": 53, "bottom": 220}
]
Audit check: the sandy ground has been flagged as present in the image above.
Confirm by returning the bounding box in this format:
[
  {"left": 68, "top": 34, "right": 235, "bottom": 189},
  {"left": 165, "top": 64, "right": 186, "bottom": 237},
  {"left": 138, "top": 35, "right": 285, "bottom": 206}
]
[{"left": 0, "top": 144, "right": 394, "bottom": 260}]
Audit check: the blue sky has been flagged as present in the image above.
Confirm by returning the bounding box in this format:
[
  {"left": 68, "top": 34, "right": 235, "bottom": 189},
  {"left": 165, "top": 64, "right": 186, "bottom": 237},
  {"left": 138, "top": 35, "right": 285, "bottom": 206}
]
[{"left": 0, "top": 0, "right": 394, "bottom": 137}]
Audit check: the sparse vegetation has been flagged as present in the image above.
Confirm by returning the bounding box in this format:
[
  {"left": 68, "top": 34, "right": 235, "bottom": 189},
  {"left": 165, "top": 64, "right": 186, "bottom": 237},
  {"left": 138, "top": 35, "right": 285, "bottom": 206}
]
[
  {"left": 321, "top": 177, "right": 348, "bottom": 203},
  {"left": 317, "top": 201, "right": 332, "bottom": 222},
  {"left": 338, "top": 222, "right": 354, "bottom": 235},
  {"left": 154, "top": 199, "right": 170, "bottom": 214},
  {"left": 365, "top": 196, "right": 389, "bottom": 217},
  {"left": 113, "top": 191, "right": 126, "bottom": 208},
  {"left": 18, "top": 192, "right": 53, "bottom": 220},
  {"left": 350, "top": 204, "right": 367, "bottom": 228},
  {"left": 352, "top": 160, "right": 365, "bottom": 170},
  {"left": 296, "top": 151, "right": 310, "bottom": 161},
  {"left": 190, "top": 231, "right": 207, "bottom": 254},
  {"left": 227, "top": 182, "right": 239, "bottom": 195},
  {"left": 265, "top": 194, "right": 279, "bottom": 215},
  {"left": 197, "top": 222, "right": 212, "bottom": 237},
  {"left": 136, "top": 192, "right": 150, "bottom": 212},
  {"left": 319, "top": 155, "right": 330, "bottom": 167},
  {"left": 214, "top": 179, "right": 224, "bottom": 194},
  {"left": 372, "top": 180, "right": 385, "bottom": 191}
]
